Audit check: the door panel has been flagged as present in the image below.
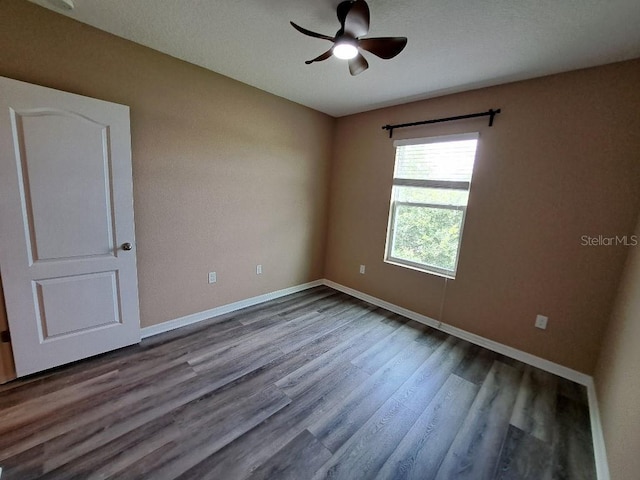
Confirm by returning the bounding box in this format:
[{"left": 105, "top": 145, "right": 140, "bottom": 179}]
[
  {"left": 34, "top": 271, "right": 120, "bottom": 339},
  {"left": 0, "top": 76, "right": 140, "bottom": 377},
  {"left": 13, "top": 109, "right": 115, "bottom": 261}
]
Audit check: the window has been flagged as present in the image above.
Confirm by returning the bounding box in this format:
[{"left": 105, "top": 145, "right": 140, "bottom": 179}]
[{"left": 385, "top": 132, "right": 479, "bottom": 278}]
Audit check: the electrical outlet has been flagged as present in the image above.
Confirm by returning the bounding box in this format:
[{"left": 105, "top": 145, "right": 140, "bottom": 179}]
[
  {"left": 256, "top": 264, "right": 262, "bottom": 275},
  {"left": 535, "top": 314, "right": 548, "bottom": 330},
  {"left": 359, "top": 265, "right": 366, "bottom": 274},
  {"left": 208, "top": 272, "right": 217, "bottom": 284}
]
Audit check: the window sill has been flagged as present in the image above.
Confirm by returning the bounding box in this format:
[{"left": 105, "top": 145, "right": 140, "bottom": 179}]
[{"left": 384, "top": 258, "right": 456, "bottom": 280}]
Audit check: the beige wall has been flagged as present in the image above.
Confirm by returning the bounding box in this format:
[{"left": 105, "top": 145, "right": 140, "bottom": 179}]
[
  {"left": 0, "top": 0, "right": 334, "bottom": 380},
  {"left": 325, "top": 59, "right": 640, "bottom": 374},
  {"left": 595, "top": 216, "right": 640, "bottom": 480}
]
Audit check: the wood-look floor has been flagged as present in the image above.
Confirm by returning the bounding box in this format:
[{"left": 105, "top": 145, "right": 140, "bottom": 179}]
[{"left": 0, "top": 286, "right": 596, "bottom": 480}]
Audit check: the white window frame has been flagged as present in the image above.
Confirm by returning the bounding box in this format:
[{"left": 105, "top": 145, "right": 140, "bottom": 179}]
[{"left": 384, "top": 132, "right": 479, "bottom": 279}]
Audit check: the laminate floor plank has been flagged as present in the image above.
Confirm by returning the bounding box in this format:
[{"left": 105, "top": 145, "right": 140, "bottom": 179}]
[
  {"left": 434, "top": 361, "right": 522, "bottom": 480},
  {"left": 493, "top": 425, "right": 553, "bottom": 480},
  {"left": 176, "top": 357, "right": 371, "bottom": 480},
  {"left": 137, "top": 314, "right": 246, "bottom": 350},
  {"left": 0, "top": 363, "right": 197, "bottom": 474},
  {"left": 233, "top": 287, "right": 341, "bottom": 326},
  {"left": 316, "top": 294, "right": 367, "bottom": 314},
  {"left": 294, "top": 307, "right": 402, "bottom": 356},
  {"left": 0, "top": 349, "right": 134, "bottom": 410},
  {"left": 550, "top": 394, "right": 596, "bottom": 480},
  {"left": 497, "top": 355, "right": 528, "bottom": 373},
  {"left": 175, "top": 295, "right": 340, "bottom": 361},
  {"left": 39, "top": 414, "right": 180, "bottom": 480},
  {"left": 312, "top": 398, "right": 418, "bottom": 480},
  {"left": 308, "top": 329, "right": 442, "bottom": 452},
  {"left": 375, "top": 374, "right": 479, "bottom": 480},
  {"left": 275, "top": 316, "right": 397, "bottom": 398},
  {"left": 162, "top": 306, "right": 339, "bottom": 371},
  {"left": 189, "top": 342, "right": 285, "bottom": 381},
  {"left": 557, "top": 376, "right": 589, "bottom": 406},
  {"left": 172, "top": 313, "right": 370, "bottom": 445},
  {"left": 181, "top": 317, "right": 292, "bottom": 367},
  {"left": 276, "top": 303, "right": 378, "bottom": 355},
  {"left": 0, "top": 446, "right": 44, "bottom": 480},
  {"left": 213, "top": 286, "right": 338, "bottom": 327},
  {"left": 390, "top": 336, "right": 470, "bottom": 414},
  {"left": 0, "top": 313, "right": 247, "bottom": 414},
  {"left": 136, "top": 384, "right": 291, "bottom": 479},
  {"left": 350, "top": 319, "right": 433, "bottom": 375},
  {"left": 41, "top": 325, "right": 320, "bottom": 468},
  {"left": 226, "top": 330, "right": 344, "bottom": 391},
  {"left": 0, "top": 287, "right": 597, "bottom": 480},
  {"left": 267, "top": 289, "right": 343, "bottom": 322},
  {"left": 509, "top": 365, "right": 558, "bottom": 443},
  {"left": 245, "top": 429, "right": 332, "bottom": 480},
  {"left": 185, "top": 299, "right": 362, "bottom": 370},
  {"left": 230, "top": 290, "right": 341, "bottom": 328},
  {"left": 0, "top": 370, "right": 120, "bottom": 437},
  {"left": 454, "top": 343, "right": 498, "bottom": 385},
  {"left": 190, "top": 304, "right": 378, "bottom": 390}
]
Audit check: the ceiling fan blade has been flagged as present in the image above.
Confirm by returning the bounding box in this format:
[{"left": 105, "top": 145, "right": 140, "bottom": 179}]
[
  {"left": 344, "top": 0, "right": 370, "bottom": 38},
  {"left": 305, "top": 49, "right": 334, "bottom": 65},
  {"left": 336, "top": 1, "right": 351, "bottom": 30},
  {"left": 290, "top": 21, "right": 334, "bottom": 41},
  {"left": 348, "top": 52, "right": 369, "bottom": 76},
  {"left": 358, "top": 37, "right": 408, "bottom": 59}
]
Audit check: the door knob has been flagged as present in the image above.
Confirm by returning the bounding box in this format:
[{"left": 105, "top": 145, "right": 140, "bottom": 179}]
[{"left": 121, "top": 242, "right": 133, "bottom": 251}]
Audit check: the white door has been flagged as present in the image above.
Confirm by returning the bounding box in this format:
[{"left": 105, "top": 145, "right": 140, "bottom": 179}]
[{"left": 0, "top": 76, "right": 140, "bottom": 377}]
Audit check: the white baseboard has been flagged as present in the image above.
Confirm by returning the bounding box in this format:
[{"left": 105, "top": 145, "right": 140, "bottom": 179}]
[
  {"left": 585, "top": 379, "right": 611, "bottom": 480},
  {"left": 323, "top": 279, "right": 609, "bottom": 480},
  {"left": 140, "top": 279, "right": 323, "bottom": 339}
]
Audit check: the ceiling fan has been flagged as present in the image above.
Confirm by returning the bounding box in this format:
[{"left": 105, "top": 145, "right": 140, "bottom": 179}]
[{"left": 290, "top": 0, "right": 408, "bottom": 76}]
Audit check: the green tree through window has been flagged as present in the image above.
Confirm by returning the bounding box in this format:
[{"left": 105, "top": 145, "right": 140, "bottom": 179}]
[{"left": 392, "top": 205, "right": 463, "bottom": 272}]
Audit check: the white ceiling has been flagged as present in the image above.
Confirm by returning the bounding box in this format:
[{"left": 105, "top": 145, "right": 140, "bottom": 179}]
[{"left": 28, "top": 0, "right": 640, "bottom": 117}]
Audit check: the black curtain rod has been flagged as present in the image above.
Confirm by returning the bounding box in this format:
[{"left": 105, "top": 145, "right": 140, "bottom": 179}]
[{"left": 382, "top": 108, "right": 501, "bottom": 138}]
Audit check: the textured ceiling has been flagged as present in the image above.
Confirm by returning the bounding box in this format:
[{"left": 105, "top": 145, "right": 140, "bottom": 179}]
[{"left": 28, "top": 0, "right": 640, "bottom": 117}]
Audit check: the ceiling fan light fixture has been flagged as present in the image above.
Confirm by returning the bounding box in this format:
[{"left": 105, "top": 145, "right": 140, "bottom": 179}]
[
  {"left": 45, "top": 0, "right": 75, "bottom": 10},
  {"left": 333, "top": 41, "right": 358, "bottom": 60}
]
